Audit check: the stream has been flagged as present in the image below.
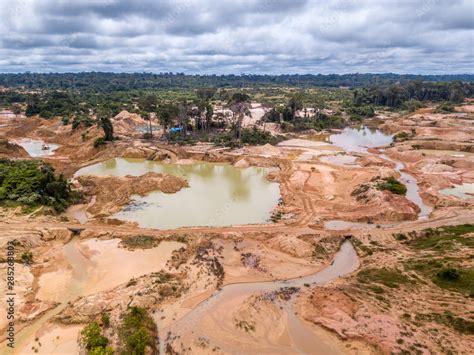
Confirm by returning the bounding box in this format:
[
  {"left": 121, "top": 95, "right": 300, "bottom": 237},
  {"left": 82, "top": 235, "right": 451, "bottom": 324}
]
[
  {"left": 3, "top": 237, "right": 183, "bottom": 354},
  {"left": 158, "top": 240, "right": 359, "bottom": 354},
  {"left": 325, "top": 126, "right": 433, "bottom": 230},
  {"left": 3, "top": 239, "right": 89, "bottom": 354}
]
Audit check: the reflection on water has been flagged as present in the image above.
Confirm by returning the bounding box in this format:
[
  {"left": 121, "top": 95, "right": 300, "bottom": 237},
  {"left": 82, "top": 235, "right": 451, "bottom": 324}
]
[
  {"left": 440, "top": 183, "right": 474, "bottom": 199},
  {"left": 329, "top": 126, "right": 393, "bottom": 153},
  {"left": 15, "top": 139, "right": 59, "bottom": 157},
  {"left": 76, "top": 158, "right": 280, "bottom": 229}
]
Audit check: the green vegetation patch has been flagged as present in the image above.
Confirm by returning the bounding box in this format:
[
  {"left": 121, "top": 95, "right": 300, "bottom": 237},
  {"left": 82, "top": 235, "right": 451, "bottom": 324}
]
[
  {"left": 435, "top": 102, "right": 456, "bottom": 113},
  {"left": 121, "top": 235, "right": 161, "bottom": 249},
  {"left": 80, "top": 322, "right": 113, "bottom": 354},
  {"left": 212, "top": 127, "right": 284, "bottom": 147},
  {"left": 0, "top": 159, "right": 79, "bottom": 212},
  {"left": 376, "top": 176, "right": 407, "bottom": 195},
  {"left": 405, "top": 258, "right": 474, "bottom": 297},
  {"left": 357, "top": 267, "right": 409, "bottom": 288},
  {"left": 407, "top": 224, "right": 474, "bottom": 251},
  {"left": 119, "top": 307, "right": 157, "bottom": 355},
  {"left": 435, "top": 267, "right": 474, "bottom": 296},
  {"left": 415, "top": 312, "right": 474, "bottom": 334}
]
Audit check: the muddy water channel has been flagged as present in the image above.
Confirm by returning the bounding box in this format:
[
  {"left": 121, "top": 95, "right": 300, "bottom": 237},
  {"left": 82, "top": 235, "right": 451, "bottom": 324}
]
[
  {"left": 159, "top": 240, "right": 359, "bottom": 354},
  {"left": 4, "top": 238, "right": 183, "bottom": 354},
  {"left": 76, "top": 158, "right": 280, "bottom": 229},
  {"left": 325, "top": 126, "right": 432, "bottom": 230}
]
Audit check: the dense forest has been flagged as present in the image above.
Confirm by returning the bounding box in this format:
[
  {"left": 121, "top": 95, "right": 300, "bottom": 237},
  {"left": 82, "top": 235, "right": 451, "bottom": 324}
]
[
  {"left": 0, "top": 72, "right": 473, "bottom": 92},
  {"left": 1, "top": 73, "right": 473, "bottom": 147},
  {"left": 353, "top": 81, "right": 473, "bottom": 107}
]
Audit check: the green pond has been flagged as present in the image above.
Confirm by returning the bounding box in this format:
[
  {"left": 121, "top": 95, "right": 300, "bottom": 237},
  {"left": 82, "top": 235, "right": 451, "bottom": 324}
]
[{"left": 75, "top": 158, "right": 280, "bottom": 229}]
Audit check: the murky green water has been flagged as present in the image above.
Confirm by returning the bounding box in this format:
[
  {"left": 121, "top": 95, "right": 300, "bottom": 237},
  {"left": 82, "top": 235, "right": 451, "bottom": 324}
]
[{"left": 75, "top": 158, "right": 280, "bottom": 229}]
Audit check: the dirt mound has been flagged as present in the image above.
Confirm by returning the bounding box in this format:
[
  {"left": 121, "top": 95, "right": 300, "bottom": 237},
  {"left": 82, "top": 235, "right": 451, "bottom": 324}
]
[
  {"left": 244, "top": 143, "right": 281, "bottom": 157},
  {"left": 76, "top": 172, "right": 188, "bottom": 217},
  {"left": 298, "top": 287, "right": 401, "bottom": 353},
  {"left": 267, "top": 234, "right": 314, "bottom": 257},
  {"left": 419, "top": 161, "right": 455, "bottom": 173},
  {"left": 112, "top": 110, "right": 147, "bottom": 137},
  {"left": 0, "top": 139, "right": 29, "bottom": 158}
]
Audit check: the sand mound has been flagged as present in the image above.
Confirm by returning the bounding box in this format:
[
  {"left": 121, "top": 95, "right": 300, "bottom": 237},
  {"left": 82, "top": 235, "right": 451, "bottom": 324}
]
[
  {"left": 77, "top": 172, "right": 188, "bottom": 217},
  {"left": 245, "top": 143, "right": 281, "bottom": 157},
  {"left": 267, "top": 234, "right": 313, "bottom": 257},
  {"left": 112, "top": 110, "right": 147, "bottom": 136},
  {"left": 419, "top": 162, "right": 455, "bottom": 173},
  {"left": 0, "top": 139, "right": 29, "bottom": 158}
]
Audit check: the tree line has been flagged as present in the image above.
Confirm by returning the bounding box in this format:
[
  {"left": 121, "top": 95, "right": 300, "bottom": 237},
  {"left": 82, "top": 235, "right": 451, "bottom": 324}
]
[
  {"left": 1, "top": 72, "right": 473, "bottom": 92},
  {"left": 353, "top": 81, "right": 473, "bottom": 107}
]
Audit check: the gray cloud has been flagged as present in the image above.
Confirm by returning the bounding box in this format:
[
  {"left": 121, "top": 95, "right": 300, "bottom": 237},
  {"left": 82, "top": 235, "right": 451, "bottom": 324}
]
[{"left": 0, "top": 0, "right": 472, "bottom": 74}]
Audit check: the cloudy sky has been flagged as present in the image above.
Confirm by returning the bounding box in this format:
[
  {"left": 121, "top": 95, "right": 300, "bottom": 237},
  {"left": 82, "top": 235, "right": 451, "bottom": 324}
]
[{"left": 0, "top": 0, "right": 472, "bottom": 74}]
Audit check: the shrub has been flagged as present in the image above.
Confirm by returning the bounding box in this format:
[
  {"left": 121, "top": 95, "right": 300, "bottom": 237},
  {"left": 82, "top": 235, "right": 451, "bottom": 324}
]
[
  {"left": 290, "top": 114, "right": 345, "bottom": 131},
  {"left": 376, "top": 177, "right": 407, "bottom": 195},
  {"left": 119, "top": 307, "right": 157, "bottom": 355},
  {"left": 80, "top": 322, "right": 109, "bottom": 351},
  {"left": 89, "top": 347, "right": 114, "bottom": 355},
  {"left": 437, "top": 268, "right": 460, "bottom": 281},
  {"left": 21, "top": 251, "right": 33, "bottom": 265},
  {"left": 93, "top": 137, "right": 106, "bottom": 148},
  {"left": 346, "top": 104, "right": 375, "bottom": 119},
  {"left": 101, "top": 313, "right": 110, "bottom": 328},
  {"left": 435, "top": 102, "right": 456, "bottom": 113},
  {"left": 241, "top": 127, "right": 283, "bottom": 145},
  {"left": 394, "top": 131, "right": 412, "bottom": 142},
  {"left": 62, "top": 116, "right": 70, "bottom": 125},
  {"left": 402, "top": 100, "right": 423, "bottom": 112},
  {"left": 72, "top": 115, "right": 95, "bottom": 129}
]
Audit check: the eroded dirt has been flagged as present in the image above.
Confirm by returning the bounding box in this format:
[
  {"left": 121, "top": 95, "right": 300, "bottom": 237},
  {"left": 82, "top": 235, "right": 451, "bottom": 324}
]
[{"left": 1, "top": 103, "right": 473, "bottom": 354}]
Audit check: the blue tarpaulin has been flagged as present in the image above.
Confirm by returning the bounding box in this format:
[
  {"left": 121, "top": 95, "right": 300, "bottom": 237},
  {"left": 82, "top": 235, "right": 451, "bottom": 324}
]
[{"left": 169, "top": 127, "right": 183, "bottom": 133}]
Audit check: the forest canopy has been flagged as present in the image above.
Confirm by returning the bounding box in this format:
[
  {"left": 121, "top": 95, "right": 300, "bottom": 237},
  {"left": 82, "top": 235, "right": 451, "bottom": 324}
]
[{"left": 0, "top": 72, "right": 473, "bottom": 92}]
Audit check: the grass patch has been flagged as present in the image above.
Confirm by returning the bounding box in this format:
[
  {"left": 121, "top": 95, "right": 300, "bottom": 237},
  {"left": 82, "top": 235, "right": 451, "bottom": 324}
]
[
  {"left": 122, "top": 235, "right": 160, "bottom": 249},
  {"left": 352, "top": 238, "right": 374, "bottom": 256},
  {"left": 434, "top": 268, "right": 474, "bottom": 297},
  {"left": 407, "top": 225, "right": 474, "bottom": 251},
  {"left": 357, "top": 267, "right": 409, "bottom": 288},
  {"left": 405, "top": 258, "right": 474, "bottom": 297},
  {"left": 415, "top": 312, "right": 474, "bottom": 334}
]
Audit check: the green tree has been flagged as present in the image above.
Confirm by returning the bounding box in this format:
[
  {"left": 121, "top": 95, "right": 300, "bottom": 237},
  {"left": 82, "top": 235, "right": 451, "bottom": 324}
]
[
  {"left": 139, "top": 95, "right": 158, "bottom": 138},
  {"left": 96, "top": 108, "right": 114, "bottom": 142},
  {"left": 157, "top": 103, "right": 179, "bottom": 140},
  {"left": 287, "top": 92, "right": 304, "bottom": 120},
  {"left": 11, "top": 104, "right": 21, "bottom": 118}
]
